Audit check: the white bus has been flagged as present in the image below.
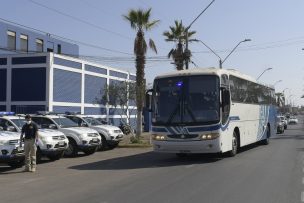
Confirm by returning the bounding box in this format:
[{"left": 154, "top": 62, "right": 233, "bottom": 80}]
[{"left": 147, "top": 68, "right": 277, "bottom": 157}]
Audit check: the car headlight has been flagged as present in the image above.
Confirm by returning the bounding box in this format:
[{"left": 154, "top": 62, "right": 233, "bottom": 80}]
[
  {"left": 40, "top": 136, "right": 51, "bottom": 144},
  {"left": 0, "top": 140, "right": 8, "bottom": 145},
  {"left": 200, "top": 133, "right": 219, "bottom": 140},
  {"left": 78, "top": 134, "right": 87, "bottom": 140},
  {"left": 152, "top": 134, "right": 167, "bottom": 141}
]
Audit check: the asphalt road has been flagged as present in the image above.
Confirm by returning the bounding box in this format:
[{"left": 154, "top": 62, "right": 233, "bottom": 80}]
[{"left": 1, "top": 117, "right": 304, "bottom": 203}]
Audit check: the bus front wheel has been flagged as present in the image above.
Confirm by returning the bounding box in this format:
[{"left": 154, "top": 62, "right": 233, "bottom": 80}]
[{"left": 228, "top": 131, "right": 238, "bottom": 157}]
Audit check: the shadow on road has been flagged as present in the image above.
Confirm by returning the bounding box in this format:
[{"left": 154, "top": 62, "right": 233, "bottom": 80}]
[
  {"left": 69, "top": 152, "right": 223, "bottom": 171},
  {"left": 272, "top": 134, "right": 304, "bottom": 140}
]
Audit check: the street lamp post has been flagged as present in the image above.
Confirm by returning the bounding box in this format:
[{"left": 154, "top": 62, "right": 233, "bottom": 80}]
[
  {"left": 195, "top": 39, "right": 251, "bottom": 69},
  {"left": 220, "top": 39, "right": 251, "bottom": 69},
  {"left": 184, "top": 0, "right": 215, "bottom": 69},
  {"left": 273, "top": 80, "right": 282, "bottom": 87},
  {"left": 256, "top": 68, "right": 273, "bottom": 80}
]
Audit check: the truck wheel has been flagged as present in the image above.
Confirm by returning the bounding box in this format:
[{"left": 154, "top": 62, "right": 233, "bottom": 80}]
[
  {"left": 7, "top": 159, "right": 24, "bottom": 168},
  {"left": 108, "top": 143, "right": 119, "bottom": 150},
  {"left": 64, "top": 139, "right": 78, "bottom": 157},
  {"left": 48, "top": 151, "right": 64, "bottom": 161},
  {"left": 83, "top": 146, "right": 97, "bottom": 155},
  {"left": 36, "top": 148, "right": 42, "bottom": 163},
  {"left": 98, "top": 135, "right": 108, "bottom": 151}
]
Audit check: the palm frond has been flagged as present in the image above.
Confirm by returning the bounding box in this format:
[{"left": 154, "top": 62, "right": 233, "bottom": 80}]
[{"left": 149, "top": 39, "right": 157, "bottom": 54}]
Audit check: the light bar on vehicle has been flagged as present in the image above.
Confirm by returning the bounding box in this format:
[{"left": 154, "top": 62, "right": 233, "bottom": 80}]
[{"left": 0, "top": 112, "right": 15, "bottom": 116}]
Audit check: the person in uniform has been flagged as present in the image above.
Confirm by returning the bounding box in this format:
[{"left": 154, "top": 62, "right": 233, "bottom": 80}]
[{"left": 20, "top": 114, "right": 38, "bottom": 172}]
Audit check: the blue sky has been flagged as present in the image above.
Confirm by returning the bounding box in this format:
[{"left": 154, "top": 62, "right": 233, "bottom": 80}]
[{"left": 2, "top": 0, "right": 304, "bottom": 105}]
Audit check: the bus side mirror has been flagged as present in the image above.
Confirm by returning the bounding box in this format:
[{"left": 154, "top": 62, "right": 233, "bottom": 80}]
[
  {"left": 145, "top": 89, "right": 153, "bottom": 112},
  {"left": 222, "top": 89, "right": 230, "bottom": 108}
]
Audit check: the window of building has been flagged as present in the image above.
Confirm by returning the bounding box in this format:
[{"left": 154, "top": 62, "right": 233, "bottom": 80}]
[
  {"left": 36, "top": 39, "right": 44, "bottom": 52},
  {"left": 7, "top": 30, "right": 16, "bottom": 50},
  {"left": 20, "top": 34, "right": 28, "bottom": 52},
  {"left": 57, "top": 44, "right": 61, "bottom": 54}
]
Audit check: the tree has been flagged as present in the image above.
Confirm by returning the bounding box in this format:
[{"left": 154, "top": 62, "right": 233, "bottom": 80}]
[
  {"left": 98, "top": 81, "right": 137, "bottom": 134},
  {"left": 163, "top": 20, "right": 196, "bottom": 70},
  {"left": 123, "top": 8, "right": 159, "bottom": 138}
]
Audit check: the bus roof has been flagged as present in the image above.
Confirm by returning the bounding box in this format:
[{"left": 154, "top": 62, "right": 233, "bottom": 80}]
[{"left": 154, "top": 67, "right": 274, "bottom": 89}]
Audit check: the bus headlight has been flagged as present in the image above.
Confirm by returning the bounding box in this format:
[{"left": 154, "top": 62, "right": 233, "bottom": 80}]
[
  {"left": 152, "top": 134, "right": 167, "bottom": 141},
  {"left": 200, "top": 133, "right": 219, "bottom": 140}
]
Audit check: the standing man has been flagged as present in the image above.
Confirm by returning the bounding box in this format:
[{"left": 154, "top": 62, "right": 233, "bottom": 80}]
[{"left": 20, "top": 114, "right": 38, "bottom": 172}]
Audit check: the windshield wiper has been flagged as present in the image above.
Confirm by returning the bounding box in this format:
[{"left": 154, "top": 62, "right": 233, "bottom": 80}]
[
  {"left": 166, "top": 98, "right": 182, "bottom": 124},
  {"left": 184, "top": 102, "right": 197, "bottom": 122}
]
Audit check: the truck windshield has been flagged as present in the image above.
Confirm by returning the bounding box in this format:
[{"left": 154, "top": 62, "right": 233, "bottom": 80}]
[
  {"left": 152, "top": 75, "right": 220, "bottom": 126},
  {"left": 83, "top": 117, "right": 103, "bottom": 126},
  {"left": 53, "top": 117, "right": 79, "bottom": 128},
  {"left": 11, "top": 118, "right": 26, "bottom": 129}
]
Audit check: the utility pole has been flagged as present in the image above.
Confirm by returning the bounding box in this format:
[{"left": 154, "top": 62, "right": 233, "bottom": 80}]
[{"left": 184, "top": 0, "right": 215, "bottom": 69}]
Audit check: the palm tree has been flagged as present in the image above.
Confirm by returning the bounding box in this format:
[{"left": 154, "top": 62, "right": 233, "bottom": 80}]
[
  {"left": 163, "top": 20, "right": 196, "bottom": 70},
  {"left": 123, "top": 8, "right": 159, "bottom": 138}
]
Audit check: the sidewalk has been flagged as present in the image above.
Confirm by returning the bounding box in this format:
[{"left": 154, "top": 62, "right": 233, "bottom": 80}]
[{"left": 120, "top": 132, "right": 151, "bottom": 145}]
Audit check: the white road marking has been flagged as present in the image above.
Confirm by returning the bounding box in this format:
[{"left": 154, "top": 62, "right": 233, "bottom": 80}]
[
  {"left": 185, "top": 165, "right": 194, "bottom": 169},
  {"left": 301, "top": 192, "right": 304, "bottom": 202}
]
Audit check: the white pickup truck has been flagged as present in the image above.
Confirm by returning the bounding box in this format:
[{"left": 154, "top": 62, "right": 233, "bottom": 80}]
[
  {"left": 0, "top": 128, "right": 24, "bottom": 168},
  {"left": 0, "top": 114, "right": 69, "bottom": 162},
  {"left": 31, "top": 113, "right": 100, "bottom": 157},
  {"left": 65, "top": 114, "right": 124, "bottom": 150}
]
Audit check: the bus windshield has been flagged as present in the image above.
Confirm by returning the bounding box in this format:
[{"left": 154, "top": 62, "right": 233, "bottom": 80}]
[{"left": 152, "top": 75, "right": 220, "bottom": 125}]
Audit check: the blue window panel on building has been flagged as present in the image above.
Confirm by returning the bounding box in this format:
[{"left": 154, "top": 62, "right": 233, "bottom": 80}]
[
  {"left": 53, "top": 69, "right": 81, "bottom": 103},
  {"left": 129, "top": 109, "right": 137, "bottom": 116},
  {"left": 109, "top": 70, "right": 128, "bottom": 79},
  {"left": 54, "top": 57, "right": 82, "bottom": 69},
  {"left": 129, "top": 75, "right": 136, "bottom": 81},
  {"left": 84, "top": 75, "right": 106, "bottom": 104},
  {"left": 12, "top": 56, "right": 46, "bottom": 64},
  {"left": 85, "top": 64, "right": 107, "bottom": 75},
  {"left": 129, "top": 118, "right": 136, "bottom": 129},
  {"left": 129, "top": 99, "right": 136, "bottom": 106},
  {"left": 11, "top": 68, "right": 46, "bottom": 101},
  {"left": 109, "top": 118, "right": 127, "bottom": 127},
  {"left": 11, "top": 105, "right": 46, "bottom": 114},
  {"left": 0, "top": 69, "right": 6, "bottom": 101},
  {"left": 0, "top": 58, "right": 7, "bottom": 65},
  {"left": 0, "top": 106, "right": 6, "bottom": 111},
  {"left": 84, "top": 107, "right": 107, "bottom": 115},
  {"left": 53, "top": 106, "right": 81, "bottom": 114},
  {"left": 109, "top": 108, "right": 126, "bottom": 116}
]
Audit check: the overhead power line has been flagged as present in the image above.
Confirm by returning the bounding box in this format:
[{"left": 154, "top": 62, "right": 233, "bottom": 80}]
[
  {"left": 28, "top": 0, "right": 131, "bottom": 40},
  {"left": 0, "top": 17, "right": 133, "bottom": 55}
]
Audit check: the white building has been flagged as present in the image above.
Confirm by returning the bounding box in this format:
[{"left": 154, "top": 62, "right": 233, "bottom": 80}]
[
  {"left": 0, "top": 20, "right": 79, "bottom": 56},
  {"left": 0, "top": 20, "right": 136, "bottom": 126}
]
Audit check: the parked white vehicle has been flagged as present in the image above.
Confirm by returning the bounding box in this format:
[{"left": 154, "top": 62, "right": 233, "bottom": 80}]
[
  {"left": 0, "top": 113, "right": 69, "bottom": 162},
  {"left": 0, "top": 127, "right": 24, "bottom": 168},
  {"left": 288, "top": 117, "right": 298, "bottom": 124},
  {"left": 278, "top": 115, "right": 288, "bottom": 129},
  {"left": 65, "top": 114, "right": 124, "bottom": 150},
  {"left": 31, "top": 113, "right": 100, "bottom": 157}
]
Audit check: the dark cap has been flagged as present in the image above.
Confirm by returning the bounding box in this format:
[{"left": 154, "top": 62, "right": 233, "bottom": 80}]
[{"left": 25, "top": 114, "right": 31, "bottom": 119}]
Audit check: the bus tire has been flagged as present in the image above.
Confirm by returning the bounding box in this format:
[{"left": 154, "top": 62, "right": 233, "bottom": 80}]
[
  {"left": 228, "top": 131, "right": 238, "bottom": 157},
  {"left": 261, "top": 125, "right": 270, "bottom": 145}
]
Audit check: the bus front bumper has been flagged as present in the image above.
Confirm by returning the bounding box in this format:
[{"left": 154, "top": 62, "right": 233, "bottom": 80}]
[{"left": 152, "top": 140, "right": 221, "bottom": 154}]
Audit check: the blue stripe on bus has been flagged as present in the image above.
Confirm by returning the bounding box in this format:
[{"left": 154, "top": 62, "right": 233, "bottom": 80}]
[{"left": 152, "top": 116, "right": 240, "bottom": 133}]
